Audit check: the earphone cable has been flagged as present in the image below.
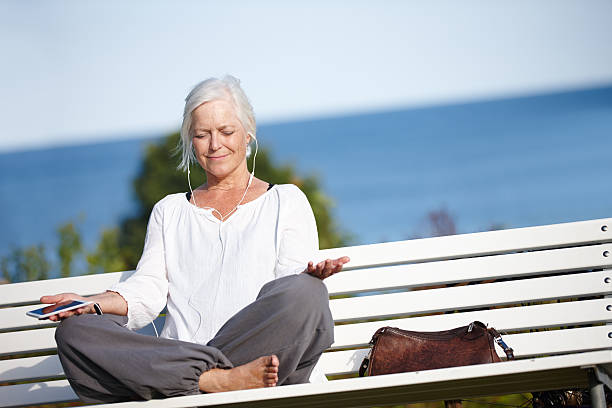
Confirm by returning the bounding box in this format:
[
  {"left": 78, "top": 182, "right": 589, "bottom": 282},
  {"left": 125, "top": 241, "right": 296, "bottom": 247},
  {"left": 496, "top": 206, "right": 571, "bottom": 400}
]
[{"left": 188, "top": 135, "right": 258, "bottom": 221}]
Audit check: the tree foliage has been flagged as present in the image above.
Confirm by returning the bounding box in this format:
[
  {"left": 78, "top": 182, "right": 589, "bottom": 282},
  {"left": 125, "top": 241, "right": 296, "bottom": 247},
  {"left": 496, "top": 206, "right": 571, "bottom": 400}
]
[
  {"left": 1, "top": 244, "right": 51, "bottom": 283},
  {"left": 87, "top": 227, "right": 127, "bottom": 275},
  {"left": 57, "top": 221, "right": 83, "bottom": 278}
]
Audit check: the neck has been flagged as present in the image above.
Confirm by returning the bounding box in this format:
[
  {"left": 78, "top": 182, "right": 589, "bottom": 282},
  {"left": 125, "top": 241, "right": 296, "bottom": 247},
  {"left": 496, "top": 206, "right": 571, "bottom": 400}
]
[{"left": 204, "top": 164, "right": 251, "bottom": 191}]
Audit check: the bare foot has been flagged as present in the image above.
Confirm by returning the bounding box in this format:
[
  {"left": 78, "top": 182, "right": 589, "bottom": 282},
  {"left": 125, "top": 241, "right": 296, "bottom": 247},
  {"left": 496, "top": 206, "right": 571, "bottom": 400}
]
[{"left": 199, "top": 355, "right": 279, "bottom": 393}]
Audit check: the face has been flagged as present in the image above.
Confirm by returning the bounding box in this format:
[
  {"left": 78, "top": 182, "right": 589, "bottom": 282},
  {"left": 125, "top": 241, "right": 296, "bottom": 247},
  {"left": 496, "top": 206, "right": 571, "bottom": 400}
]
[{"left": 190, "top": 99, "right": 250, "bottom": 180}]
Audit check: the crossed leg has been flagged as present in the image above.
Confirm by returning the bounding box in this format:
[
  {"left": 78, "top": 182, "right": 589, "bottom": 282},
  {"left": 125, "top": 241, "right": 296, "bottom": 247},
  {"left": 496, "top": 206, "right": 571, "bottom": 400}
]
[{"left": 55, "top": 273, "right": 333, "bottom": 402}]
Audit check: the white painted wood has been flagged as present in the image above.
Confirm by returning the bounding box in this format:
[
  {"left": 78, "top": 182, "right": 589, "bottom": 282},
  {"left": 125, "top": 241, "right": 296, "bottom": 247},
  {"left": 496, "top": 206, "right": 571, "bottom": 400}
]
[
  {"left": 2, "top": 272, "right": 610, "bottom": 355},
  {"left": 319, "top": 326, "right": 612, "bottom": 376},
  {"left": 1, "top": 307, "right": 165, "bottom": 336},
  {"left": 0, "top": 328, "right": 56, "bottom": 356},
  {"left": 4, "top": 298, "right": 609, "bottom": 383},
  {"left": 0, "top": 355, "right": 63, "bottom": 382},
  {"left": 4, "top": 244, "right": 610, "bottom": 332},
  {"left": 6, "top": 351, "right": 609, "bottom": 408},
  {"left": 332, "top": 298, "right": 612, "bottom": 348},
  {"left": 1, "top": 218, "right": 609, "bottom": 307},
  {"left": 0, "top": 271, "right": 131, "bottom": 307},
  {"left": 4, "top": 244, "right": 611, "bottom": 332},
  {"left": 76, "top": 350, "right": 612, "bottom": 408},
  {"left": 500, "top": 325, "right": 612, "bottom": 357},
  {"left": 325, "top": 244, "right": 612, "bottom": 295},
  {"left": 330, "top": 270, "right": 612, "bottom": 322},
  {"left": 9, "top": 324, "right": 603, "bottom": 390},
  {"left": 1, "top": 314, "right": 165, "bottom": 358},
  {"left": 2, "top": 218, "right": 611, "bottom": 407},
  {"left": 0, "top": 379, "right": 76, "bottom": 408},
  {"left": 0, "top": 305, "right": 60, "bottom": 331},
  {"left": 320, "top": 218, "right": 612, "bottom": 269}
]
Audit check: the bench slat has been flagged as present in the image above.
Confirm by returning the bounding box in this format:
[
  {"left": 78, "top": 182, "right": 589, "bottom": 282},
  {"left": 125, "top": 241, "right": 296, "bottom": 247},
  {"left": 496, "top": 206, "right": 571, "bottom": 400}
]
[
  {"left": 321, "top": 218, "right": 611, "bottom": 269},
  {"left": 2, "top": 218, "right": 610, "bottom": 308},
  {"left": 3, "top": 299, "right": 609, "bottom": 384},
  {"left": 3, "top": 351, "right": 609, "bottom": 408},
  {"left": 0, "top": 379, "right": 76, "bottom": 408},
  {"left": 319, "top": 325, "right": 612, "bottom": 376},
  {"left": 3, "top": 242, "right": 609, "bottom": 333},
  {"left": 2, "top": 271, "right": 609, "bottom": 358},
  {"left": 0, "top": 305, "right": 59, "bottom": 332},
  {"left": 0, "top": 355, "right": 63, "bottom": 383},
  {"left": 3, "top": 244, "right": 611, "bottom": 332},
  {"left": 332, "top": 298, "right": 612, "bottom": 349},
  {"left": 0, "top": 271, "right": 128, "bottom": 307},
  {"left": 325, "top": 243, "right": 612, "bottom": 295},
  {"left": 0, "top": 313, "right": 165, "bottom": 357},
  {"left": 0, "top": 328, "right": 56, "bottom": 357},
  {"left": 330, "top": 270, "right": 611, "bottom": 322}
]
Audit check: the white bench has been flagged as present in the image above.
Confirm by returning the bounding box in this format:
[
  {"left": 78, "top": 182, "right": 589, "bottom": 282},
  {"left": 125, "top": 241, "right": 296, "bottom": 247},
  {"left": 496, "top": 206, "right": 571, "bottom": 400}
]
[{"left": 2, "top": 218, "right": 612, "bottom": 408}]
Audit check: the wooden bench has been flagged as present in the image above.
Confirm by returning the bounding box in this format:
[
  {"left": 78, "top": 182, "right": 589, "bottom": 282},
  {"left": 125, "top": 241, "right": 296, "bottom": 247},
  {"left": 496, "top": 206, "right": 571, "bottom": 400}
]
[{"left": 2, "top": 217, "right": 612, "bottom": 408}]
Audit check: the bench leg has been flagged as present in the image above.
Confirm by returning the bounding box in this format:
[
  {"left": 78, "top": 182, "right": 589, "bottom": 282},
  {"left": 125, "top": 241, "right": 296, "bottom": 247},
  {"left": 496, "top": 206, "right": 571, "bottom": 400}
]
[{"left": 589, "top": 368, "right": 607, "bottom": 408}]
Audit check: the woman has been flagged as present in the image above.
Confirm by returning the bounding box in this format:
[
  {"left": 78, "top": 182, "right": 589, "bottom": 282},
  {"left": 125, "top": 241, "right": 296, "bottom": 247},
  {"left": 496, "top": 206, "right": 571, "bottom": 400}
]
[{"left": 41, "top": 75, "right": 350, "bottom": 403}]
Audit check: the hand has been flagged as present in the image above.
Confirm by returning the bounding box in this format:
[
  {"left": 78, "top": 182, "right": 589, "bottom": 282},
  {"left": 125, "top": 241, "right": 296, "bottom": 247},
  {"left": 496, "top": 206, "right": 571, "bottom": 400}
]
[
  {"left": 304, "top": 256, "right": 350, "bottom": 280},
  {"left": 39, "top": 293, "right": 93, "bottom": 321}
]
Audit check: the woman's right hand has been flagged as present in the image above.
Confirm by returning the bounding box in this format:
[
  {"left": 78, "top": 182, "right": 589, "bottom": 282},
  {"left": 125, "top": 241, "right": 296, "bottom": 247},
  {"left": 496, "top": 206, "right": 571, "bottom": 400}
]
[{"left": 39, "top": 293, "right": 94, "bottom": 321}]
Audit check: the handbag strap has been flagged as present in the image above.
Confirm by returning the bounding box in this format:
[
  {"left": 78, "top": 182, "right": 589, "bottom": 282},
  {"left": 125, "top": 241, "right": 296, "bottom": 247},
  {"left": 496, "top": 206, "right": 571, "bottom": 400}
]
[
  {"left": 359, "top": 329, "right": 383, "bottom": 377},
  {"left": 359, "top": 352, "right": 371, "bottom": 377},
  {"left": 488, "top": 327, "right": 515, "bottom": 360}
]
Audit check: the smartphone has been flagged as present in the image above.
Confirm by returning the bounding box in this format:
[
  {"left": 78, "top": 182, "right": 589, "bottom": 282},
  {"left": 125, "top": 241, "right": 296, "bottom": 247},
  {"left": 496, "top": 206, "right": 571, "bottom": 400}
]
[{"left": 26, "top": 300, "right": 93, "bottom": 320}]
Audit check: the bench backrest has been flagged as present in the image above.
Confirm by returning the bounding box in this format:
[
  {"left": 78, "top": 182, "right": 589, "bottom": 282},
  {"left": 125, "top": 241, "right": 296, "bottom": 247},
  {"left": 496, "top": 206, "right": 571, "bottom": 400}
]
[{"left": 1, "top": 218, "right": 611, "bottom": 407}]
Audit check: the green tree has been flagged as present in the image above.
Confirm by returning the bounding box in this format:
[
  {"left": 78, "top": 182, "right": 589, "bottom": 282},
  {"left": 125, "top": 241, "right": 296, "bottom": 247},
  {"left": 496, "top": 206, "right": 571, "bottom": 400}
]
[
  {"left": 57, "top": 220, "right": 83, "bottom": 278},
  {"left": 1, "top": 244, "right": 51, "bottom": 283},
  {"left": 87, "top": 227, "right": 128, "bottom": 275},
  {"left": 117, "top": 132, "right": 350, "bottom": 269},
  {"left": 1, "top": 219, "right": 85, "bottom": 282}
]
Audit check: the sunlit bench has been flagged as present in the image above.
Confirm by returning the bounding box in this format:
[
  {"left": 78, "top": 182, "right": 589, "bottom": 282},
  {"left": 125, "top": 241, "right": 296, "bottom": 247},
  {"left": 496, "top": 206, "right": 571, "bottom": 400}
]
[{"left": 2, "top": 218, "right": 612, "bottom": 408}]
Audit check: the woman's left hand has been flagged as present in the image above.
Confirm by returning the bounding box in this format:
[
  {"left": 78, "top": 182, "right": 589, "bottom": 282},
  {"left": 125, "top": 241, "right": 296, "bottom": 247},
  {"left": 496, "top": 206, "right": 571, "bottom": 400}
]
[{"left": 305, "top": 256, "right": 350, "bottom": 280}]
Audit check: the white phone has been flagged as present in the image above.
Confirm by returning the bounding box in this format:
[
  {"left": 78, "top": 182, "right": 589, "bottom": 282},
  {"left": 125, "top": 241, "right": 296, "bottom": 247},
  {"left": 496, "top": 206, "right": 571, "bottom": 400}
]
[{"left": 26, "top": 300, "right": 93, "bottom": 320}]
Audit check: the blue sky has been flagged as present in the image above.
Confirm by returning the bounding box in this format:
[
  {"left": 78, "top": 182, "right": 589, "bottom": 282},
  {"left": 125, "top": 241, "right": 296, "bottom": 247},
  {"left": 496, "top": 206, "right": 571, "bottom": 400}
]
[{"left": 1, "top": 0, "right": 611, "bottom": 152}]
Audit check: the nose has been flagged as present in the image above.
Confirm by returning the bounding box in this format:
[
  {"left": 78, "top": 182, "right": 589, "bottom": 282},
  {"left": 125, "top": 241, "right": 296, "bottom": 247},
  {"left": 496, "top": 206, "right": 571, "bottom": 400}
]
[{"left": 209, "top": 132, "right": 222, "bottom": 151}]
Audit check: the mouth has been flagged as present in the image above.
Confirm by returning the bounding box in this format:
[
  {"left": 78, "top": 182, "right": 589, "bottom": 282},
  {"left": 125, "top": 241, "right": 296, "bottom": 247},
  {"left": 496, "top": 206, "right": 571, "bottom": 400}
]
[{"left": 206, "top": 154, "right": 229, "bottom": 160}]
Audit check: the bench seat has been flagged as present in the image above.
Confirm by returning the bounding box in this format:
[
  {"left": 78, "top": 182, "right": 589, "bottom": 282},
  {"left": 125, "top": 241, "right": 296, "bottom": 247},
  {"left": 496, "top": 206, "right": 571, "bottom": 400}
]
[{"left": 1, "top": 217, "right": 611, "bottom": 407}]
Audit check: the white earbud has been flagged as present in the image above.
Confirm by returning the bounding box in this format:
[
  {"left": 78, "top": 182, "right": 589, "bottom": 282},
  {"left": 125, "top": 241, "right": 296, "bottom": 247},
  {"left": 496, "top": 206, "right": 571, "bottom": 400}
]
[{"left": 247, "top": 133, "right": 258, "bottom": 187}]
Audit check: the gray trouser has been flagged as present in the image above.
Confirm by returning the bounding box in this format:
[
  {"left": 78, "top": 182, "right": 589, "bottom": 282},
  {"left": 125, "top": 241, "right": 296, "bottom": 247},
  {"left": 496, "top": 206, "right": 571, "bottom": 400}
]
[{"left": 55, "top": 273, "right": 334, "bottom": 403}]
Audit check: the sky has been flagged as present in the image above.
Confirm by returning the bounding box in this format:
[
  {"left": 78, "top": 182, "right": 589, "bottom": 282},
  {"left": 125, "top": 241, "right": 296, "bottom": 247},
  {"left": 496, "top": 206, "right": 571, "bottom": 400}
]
[{"left": 1, "top": 0, "right": 612, "bottom": 152}]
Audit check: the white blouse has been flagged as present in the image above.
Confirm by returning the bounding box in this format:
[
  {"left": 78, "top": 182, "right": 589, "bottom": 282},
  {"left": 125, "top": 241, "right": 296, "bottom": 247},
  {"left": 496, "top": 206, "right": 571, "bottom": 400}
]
[
  {"left": 109, "top": 184, "right": 327, "bottom": 381},
  {"left": 110, "top": 183, "right": 318, "bottom": 338}
]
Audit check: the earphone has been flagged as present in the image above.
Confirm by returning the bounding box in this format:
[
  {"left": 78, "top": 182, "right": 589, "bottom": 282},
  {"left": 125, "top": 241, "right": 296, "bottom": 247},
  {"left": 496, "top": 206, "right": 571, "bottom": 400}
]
[{"left": 187, "top": 133, "right": 259, "bottom": 221}]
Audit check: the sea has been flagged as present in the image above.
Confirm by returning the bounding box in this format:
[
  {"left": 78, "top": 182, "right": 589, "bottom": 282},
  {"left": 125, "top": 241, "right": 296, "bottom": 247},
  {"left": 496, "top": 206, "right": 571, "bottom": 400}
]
[{"left": 1, "top": 85, "right": 611, "bottom": 274}]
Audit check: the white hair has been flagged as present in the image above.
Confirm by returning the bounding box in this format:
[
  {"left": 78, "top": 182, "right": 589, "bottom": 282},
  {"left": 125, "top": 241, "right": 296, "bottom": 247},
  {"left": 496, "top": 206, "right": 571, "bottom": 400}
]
[{"left": 177, "top": 75, "right": 256, "bottom": 171}]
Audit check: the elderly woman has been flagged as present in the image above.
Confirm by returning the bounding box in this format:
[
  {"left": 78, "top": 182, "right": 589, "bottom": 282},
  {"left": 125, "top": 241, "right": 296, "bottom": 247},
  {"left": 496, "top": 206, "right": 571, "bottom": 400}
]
[{"left": 40, "top": 76, "right": 349, "bottom": 403}]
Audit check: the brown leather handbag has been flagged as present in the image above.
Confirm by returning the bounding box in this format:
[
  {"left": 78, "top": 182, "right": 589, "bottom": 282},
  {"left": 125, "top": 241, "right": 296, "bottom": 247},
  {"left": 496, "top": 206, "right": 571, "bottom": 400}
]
[{"left": 359, "top": 321, "right": 514, "bottom": 377}]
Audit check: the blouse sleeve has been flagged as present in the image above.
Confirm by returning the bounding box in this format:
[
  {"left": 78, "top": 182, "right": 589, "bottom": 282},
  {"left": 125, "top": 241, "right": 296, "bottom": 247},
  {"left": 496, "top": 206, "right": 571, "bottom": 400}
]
[
  {"left": 274, "top": 185, "right": 319, "bottom": 278},
  {"left": 109, "top": 200, "right": 169, "bottom": 330}
]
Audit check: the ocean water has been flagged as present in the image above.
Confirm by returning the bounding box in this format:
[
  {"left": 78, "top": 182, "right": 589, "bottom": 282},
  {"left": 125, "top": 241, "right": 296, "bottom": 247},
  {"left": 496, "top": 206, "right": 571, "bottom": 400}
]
[{"left": 1, "top": 85, "right": 611, "bottom": 266}]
